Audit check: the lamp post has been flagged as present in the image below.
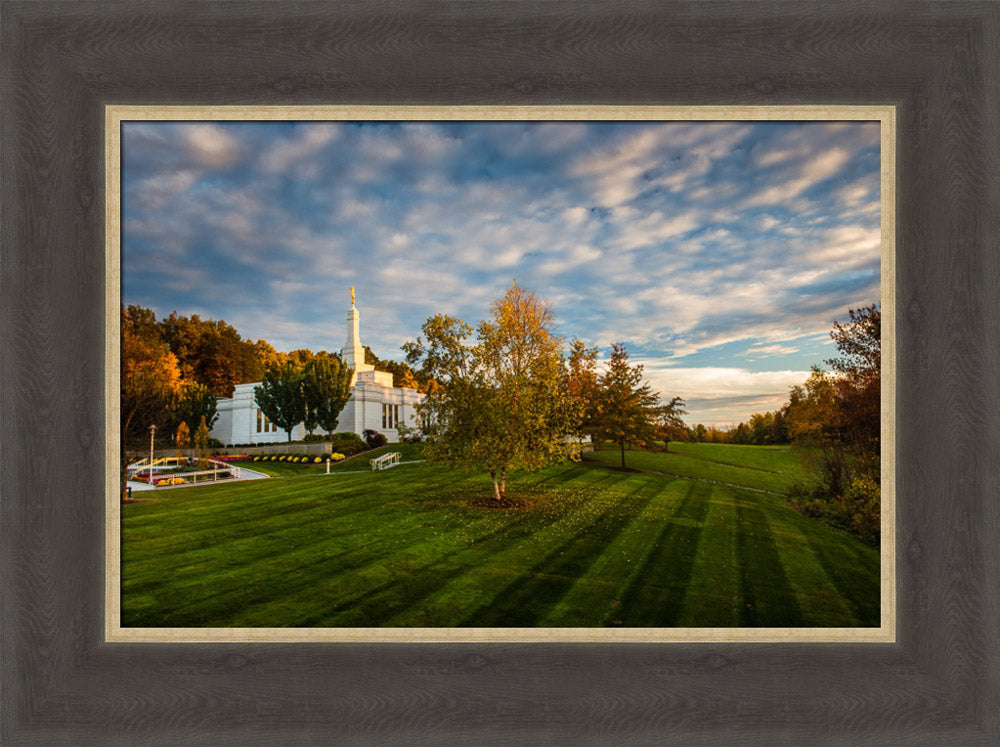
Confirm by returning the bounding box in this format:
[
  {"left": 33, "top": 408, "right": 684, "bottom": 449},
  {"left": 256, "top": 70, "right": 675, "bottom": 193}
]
[{"left": 149, "top": 424, "right": 155, "bottom": 485}]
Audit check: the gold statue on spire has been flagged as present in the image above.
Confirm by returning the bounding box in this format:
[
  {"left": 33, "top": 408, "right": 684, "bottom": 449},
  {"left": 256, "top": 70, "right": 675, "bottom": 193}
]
[{"left": 350, "top": 286, "right": 356, "bottom": 306}]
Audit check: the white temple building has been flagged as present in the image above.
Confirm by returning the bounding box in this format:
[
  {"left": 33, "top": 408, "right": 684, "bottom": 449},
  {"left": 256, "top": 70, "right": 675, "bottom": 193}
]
[{"left": 211, "top": 291, "right": 424, "bottom": 445}]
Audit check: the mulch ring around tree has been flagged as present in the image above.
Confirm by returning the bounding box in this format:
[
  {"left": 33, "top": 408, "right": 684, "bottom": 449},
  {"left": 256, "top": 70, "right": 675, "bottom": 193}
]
[{"left": 469, "top": 496, "right": 533, "bottom": 510}]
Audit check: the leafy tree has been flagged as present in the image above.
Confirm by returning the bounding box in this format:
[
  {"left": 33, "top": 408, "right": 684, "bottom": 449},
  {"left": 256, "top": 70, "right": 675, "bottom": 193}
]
[
  {"left": 776, "top": 305, "right": 882, "bottom": 543},
  {"left": 254, "top": 361, "right": 305, "bottom": 442},
  {"left": 593, "top": 342, "right": 662, "bottom": 470},
  {"left": 826, "top": 304, "right": 880, "bottom": 483},
  {"left": 286, "top": 349, "right": 316, "bottom": 368},
  {"left": 302, "top": 356, "right": 352, "bottom": 439},
  {"left": 770, "top": 407, "right": 789, "bottom": 444},
  {"left": 175, "top": 381, "right": 218, "bottom": 436},
  {"left": 405, "top": 282, "right": 577, "bottom": 502},
  {"left": 396, "top": 367, "right": 420, "bottom": 389},
  {"left": 251, "top": 338, "right": 285, "bottom": 371},
  {"left": 159, "top": 311, "right": 264, "bottom": 397},
  {"left": 749, "top": 412, "right": 772, "bottom": 444},
  {"left": 377, "top": 358, "right": 420, "bottom": 389},
  {"left": 563, "top": 338, "right": 600, "bottom": 439},
  {"left": 786, "top": 367, "right": 847, "bottom": 495},
  {"left": 827, "top": 304, "right": 880, "bottom": 381},
  {"left": 120, "top": 305, "right": 183, "bottom": 499}
]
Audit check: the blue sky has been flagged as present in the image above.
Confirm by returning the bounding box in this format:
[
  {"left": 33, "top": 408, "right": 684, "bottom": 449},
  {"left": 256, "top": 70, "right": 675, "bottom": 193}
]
[{"left": 121, "top": 120, "right": 881, "bottom": 426}]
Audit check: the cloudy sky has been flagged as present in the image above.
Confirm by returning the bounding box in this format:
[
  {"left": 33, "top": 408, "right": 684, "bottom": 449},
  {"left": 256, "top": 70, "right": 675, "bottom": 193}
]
[{"left": 121, "top": 119, "right": 881, "bottom": 426}]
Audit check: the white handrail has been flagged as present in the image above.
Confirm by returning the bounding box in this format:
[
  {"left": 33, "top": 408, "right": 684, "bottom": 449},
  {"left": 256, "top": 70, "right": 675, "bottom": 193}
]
[{"left": 369, "top": 452, "right": 401, "bottom": 471}]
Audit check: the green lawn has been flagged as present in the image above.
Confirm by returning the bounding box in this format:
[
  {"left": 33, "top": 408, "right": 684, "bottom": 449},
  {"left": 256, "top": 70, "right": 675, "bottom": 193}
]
[{"left": 121, "top": 443, "right": 879, "bottom": 628}]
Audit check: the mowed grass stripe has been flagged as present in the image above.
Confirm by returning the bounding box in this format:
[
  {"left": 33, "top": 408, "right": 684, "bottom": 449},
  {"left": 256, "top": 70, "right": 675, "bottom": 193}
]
[
  {"left": 763, "top": 511, "right": 859, "bottom": 627},
  {"left": 308, "top": 468, "right": 627, "bottom": 627},
  {"left": 124, "top": 464, "right": 479, "bottom": 557},
  {"left": 232, "top": 471, "right": 616, "bottom": 627},
  {"left": 736, "top": 498, "right": 803, "bottom": 626},
  {"left": 537, "top": 476, "right": 688, "bottom": 626},
  {"left": 130, "top": 465, "right": 621, "bottom": 627},
  {"left": 381, "top": 471, "right": 634, "bottom": 627},
  {"left": 609, "top": 481, "right": 712, "bottom": 626},
  {"left": 674, "top": 488, "right": 741, "bottom": 627},
  {"left": 800, "top": 525, "right": 880, "bottom": 626},
  {"left": 123, "top": 470, "right": 458, "bottom": 585},
  {"left": 124, "top": 470, "right": 493, "bottom": 624},
  {"left": 459, "top": 475, "right": 670, "bottom": 627},
  {"left": 125, "top": 477, "right": 534, "bottom": 625}
]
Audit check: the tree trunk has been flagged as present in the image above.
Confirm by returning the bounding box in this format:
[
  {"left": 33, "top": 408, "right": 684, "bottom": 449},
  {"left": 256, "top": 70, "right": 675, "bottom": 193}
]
[
  {"left": 499, "top": 467, "right": 506, "bottom": 500},
  {"left": 490, "top": 470, "right": 501, "bottom": 501},
  {"left": 620, "top": 437, "right": 626, "bottom": 470}
]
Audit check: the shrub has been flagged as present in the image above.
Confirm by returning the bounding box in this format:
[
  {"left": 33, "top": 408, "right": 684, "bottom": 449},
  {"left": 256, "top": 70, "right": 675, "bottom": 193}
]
[
  {"left": 330, "top": 432, "right": 367, "bottom": 450},
  {"left": 303, "top": 434, "right": 328, "bottom": 443},
  {"left": 364, "top": 429, "right": 387, "bottom": 449},
  {"left": 788, "top": 477, "right": 880, "bottom": 546},
  {"left": 330, "top": 452, "right": 345, "bottom": 462},
  {"left": 843, "top": 477, "right": 880, "bottom": 544}
]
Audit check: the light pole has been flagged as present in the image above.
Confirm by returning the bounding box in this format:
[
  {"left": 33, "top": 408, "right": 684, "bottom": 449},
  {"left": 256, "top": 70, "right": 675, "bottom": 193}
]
[{"left": 149, "top": 424, "right": 155, "bottom": 485}]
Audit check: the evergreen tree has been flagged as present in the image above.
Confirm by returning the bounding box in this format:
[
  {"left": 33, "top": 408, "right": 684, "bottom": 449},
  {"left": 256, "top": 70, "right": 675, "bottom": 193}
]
[
  {"left": 176, "top": 421, "right": 190, "bottom": 463},
  {"left": 194, "top": 415, "right": 210, "bottom": 468},
  {"left": 594, "top": 342, "right": 661, "bottom": 470}
]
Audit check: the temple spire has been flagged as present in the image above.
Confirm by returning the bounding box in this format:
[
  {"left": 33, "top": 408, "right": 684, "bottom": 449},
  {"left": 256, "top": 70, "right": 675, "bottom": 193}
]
[{"left": 342, "top": 288, "right": 372, "bottom": 373}]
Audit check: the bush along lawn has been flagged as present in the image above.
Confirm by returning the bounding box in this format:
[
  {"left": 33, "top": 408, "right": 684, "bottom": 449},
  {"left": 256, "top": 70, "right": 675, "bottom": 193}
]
[
  {"left": 121, "top": 443, "right": 879, "bottom": 628},
  {"left": 243, "top": 442, "right": 425, "bottom": 476}
]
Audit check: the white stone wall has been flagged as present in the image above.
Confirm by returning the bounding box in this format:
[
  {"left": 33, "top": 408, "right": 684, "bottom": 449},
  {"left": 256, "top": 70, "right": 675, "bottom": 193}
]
[{"left": 211, "top": 379, "right": 424, "bottom": 446}]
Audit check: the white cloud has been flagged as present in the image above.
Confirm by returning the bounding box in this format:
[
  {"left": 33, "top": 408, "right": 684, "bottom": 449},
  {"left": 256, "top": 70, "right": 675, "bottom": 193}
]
[
  {"left": 131, "top": 169, "right": 199, "bottom": 209},
  {"left": 636, "top": 363, "right": 809, "bottom": 425},
  {"left": 184, "top": 124, "right": 243, "bottom": 168},
  {"left": 260, "top": 124, "right": 340, "bottom": 174}
]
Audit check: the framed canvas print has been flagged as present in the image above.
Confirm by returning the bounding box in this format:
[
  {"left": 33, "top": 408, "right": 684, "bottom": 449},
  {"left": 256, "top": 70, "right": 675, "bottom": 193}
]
[
  {"left": 3, "top": 2, "right": 998, "bottom": 744},
  {"left": 107, "top": 105, "right": 894, "bottom": 645}
]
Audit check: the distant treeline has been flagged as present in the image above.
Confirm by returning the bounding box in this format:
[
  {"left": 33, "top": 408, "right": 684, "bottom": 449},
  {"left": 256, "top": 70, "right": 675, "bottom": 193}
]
[{"left": 687, "top": 409, "right": 790, "bottom": 445}]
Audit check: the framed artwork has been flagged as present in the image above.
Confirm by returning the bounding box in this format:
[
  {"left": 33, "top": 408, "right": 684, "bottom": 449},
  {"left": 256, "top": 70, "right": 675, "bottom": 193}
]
[
  {"left": 107, "top": 105, "right": 894, "bottom": 644},
  {"left": 3, "top": 2, "right": 998, "bottom": 743}
]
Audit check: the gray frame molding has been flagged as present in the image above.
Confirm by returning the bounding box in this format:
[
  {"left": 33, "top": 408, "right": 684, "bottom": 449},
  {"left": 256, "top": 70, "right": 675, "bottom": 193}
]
[{"left": 2, "top": 1, "right": 998, "bottom": 743}]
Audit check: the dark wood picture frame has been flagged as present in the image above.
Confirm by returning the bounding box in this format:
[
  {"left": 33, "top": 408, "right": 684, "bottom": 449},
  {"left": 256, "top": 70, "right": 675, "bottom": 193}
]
[{"left": 3, "top": 2, "right": 998, "bottom": 742}]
